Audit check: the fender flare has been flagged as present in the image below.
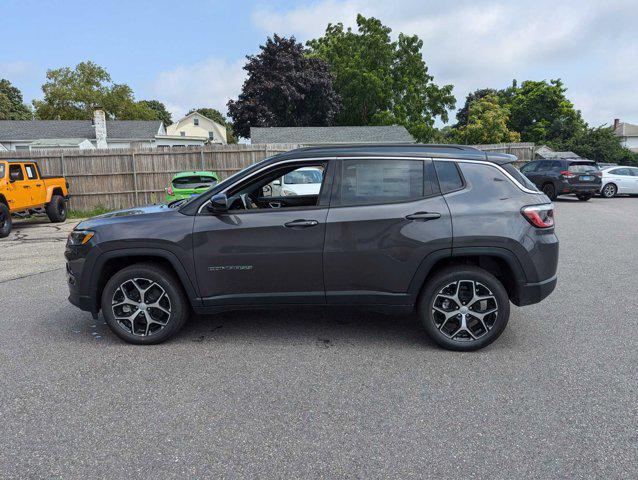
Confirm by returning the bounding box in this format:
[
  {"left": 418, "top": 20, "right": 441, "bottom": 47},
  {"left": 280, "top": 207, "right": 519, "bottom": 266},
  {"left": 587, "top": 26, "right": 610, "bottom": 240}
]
[
  {"left": 88, "top": 247, "right": 200, "bottom": 309},
  {"left": 407, "top": 246, "right": 527, "bottom": 297}
]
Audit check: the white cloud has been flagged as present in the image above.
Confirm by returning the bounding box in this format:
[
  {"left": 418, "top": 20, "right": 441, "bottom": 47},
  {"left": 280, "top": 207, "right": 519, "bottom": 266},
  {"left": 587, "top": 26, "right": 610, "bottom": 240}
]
[
  {"left": 149, "top": 58, "right": 245, "bottom": 120},
  {"left": 250, "top": 0, "right": 638, "bottom": 126}
]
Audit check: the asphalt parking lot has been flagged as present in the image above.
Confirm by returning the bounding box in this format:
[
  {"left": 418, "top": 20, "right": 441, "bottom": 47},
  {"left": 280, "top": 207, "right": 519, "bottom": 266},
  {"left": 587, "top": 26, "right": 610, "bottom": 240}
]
[{"left": 1, "top": 198, "right": 636, "bottom": 479}]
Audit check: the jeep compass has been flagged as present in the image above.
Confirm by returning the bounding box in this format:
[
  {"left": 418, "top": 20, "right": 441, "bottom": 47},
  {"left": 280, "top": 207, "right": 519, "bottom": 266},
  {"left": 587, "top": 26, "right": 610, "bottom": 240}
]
[{"left": 66, "top": 145, "right": 559, "bottom": 351}]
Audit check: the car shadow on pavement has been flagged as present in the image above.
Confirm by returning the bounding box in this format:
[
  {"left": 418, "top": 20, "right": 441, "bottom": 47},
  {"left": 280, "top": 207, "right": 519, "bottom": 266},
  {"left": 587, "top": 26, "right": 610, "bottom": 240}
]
[{"left": 179, "top": 307, "right": 435, "bottom": 350}]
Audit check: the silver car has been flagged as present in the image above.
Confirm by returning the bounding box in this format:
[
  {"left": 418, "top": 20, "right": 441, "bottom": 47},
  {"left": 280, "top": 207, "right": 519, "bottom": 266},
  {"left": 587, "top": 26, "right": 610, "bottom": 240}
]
[{"left": 600, "top": 166, "right": 638, "bottom": 197}]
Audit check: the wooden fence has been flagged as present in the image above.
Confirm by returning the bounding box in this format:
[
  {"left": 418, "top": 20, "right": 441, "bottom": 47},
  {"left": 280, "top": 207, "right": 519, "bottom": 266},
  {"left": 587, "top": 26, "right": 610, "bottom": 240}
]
[
  {"left": 472, "top": 142, "right": 536, "bottom": 163},
  {"left": 0, "top": 144, "right": 299, "bottom": 211}
]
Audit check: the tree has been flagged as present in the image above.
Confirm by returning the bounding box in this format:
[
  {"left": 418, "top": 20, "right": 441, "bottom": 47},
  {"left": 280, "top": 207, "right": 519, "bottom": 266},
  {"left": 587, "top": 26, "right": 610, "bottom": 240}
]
[
  {"left": 455, "top": 88, "right": 498, "bottom": 127},
  {"left": 227, "top": 35, "right": 340, "bottom": 139},
  {"left": 552, "top": 126, "right": 638, "bottom": 166},
  {"left": 33, "top": 61, "right": 155, "bottom": 120},
  {"left": 453, "top": 94, "right": 520, "bottom": 144},
  {"left": 308, "top": 15, "right": 455, "bottom": 142},
  {"left": 507, "top": 79, "right": 586, "bottom": 144},
  {"left": 139, "top": 100, "right": 172, "bottom": 126},
  {"left": 0, "top": 79, "right": 32, "bottom": 120},
  {"left": 187, "top": 107, "right": 237, "bottom": 144}
]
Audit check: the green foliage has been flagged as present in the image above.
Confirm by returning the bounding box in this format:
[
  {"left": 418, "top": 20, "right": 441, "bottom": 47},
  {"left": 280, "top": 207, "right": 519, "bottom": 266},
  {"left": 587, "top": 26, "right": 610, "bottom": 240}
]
[
  {"left": 139, "top": 100, "right": 173, "bottom": 126},
  {"left": 453, "top": 94, "right": 520, "bottom": 144},
  {"left": 67, "top": 205, "right": 111, "bottom": 219},
  {"left": 550, "top": 126, "right": 638, "bottom": 166},
  {"left": 187, "top": 107, "right": 238, "bottom": 144},
  {"left": 33, "top": 61, "right": 155, "bottom": 120},
  {"left": 507, "top": 79, "right": 586, "bottom": 143},
  {"left": 308, "top": 15, "right": 455, "bottom": 142},
  {"left": 0, "top": 78, "right": 32, "bottom": 119},
  {"left": 228, "top": 35, "right": 340, "bottom": 138}
]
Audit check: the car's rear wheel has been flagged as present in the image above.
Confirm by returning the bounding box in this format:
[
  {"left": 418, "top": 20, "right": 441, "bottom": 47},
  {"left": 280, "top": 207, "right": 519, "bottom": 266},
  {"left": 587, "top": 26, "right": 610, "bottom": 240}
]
[
  {"left": 418, "top": 266, "right": 510, "bottom": 351},
  {"left": 101, "top": 263, "right": 188, "bottom": 344},
  {"left": 46, "top": 195, "right": 67, "bottom": 222},
  {"left": 541, "top": 183, "right": 556, "bottom": 200},
  {"left": 601, "top": 183, "right": 617, "bottom": 198},
  {"left": 0, "top": 203, "right": 12, "bottom": 238},
  {"left": 576, "top": 193, "right": 592, "bottom": 201}
]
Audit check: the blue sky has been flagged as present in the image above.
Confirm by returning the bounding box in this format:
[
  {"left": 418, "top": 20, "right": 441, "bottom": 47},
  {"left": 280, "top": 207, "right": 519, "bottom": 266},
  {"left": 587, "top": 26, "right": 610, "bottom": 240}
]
[{"left": 1, "top": 0, "right": 637, "bottom": 127}]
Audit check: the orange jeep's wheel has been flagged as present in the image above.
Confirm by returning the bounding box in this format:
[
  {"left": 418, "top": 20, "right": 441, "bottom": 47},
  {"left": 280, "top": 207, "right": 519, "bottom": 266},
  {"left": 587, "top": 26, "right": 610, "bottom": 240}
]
[
  {"left": 46, "top": 195, "right": 67, "bottom": 223},
  {"left": 0, "top": 203, "right": 11, "bottom": 238}
]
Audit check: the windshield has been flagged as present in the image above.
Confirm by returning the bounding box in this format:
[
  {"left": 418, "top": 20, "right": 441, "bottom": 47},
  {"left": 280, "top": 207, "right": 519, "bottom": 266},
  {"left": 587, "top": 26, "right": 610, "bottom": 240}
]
[
  {"left": 173, "top": 176, "right": 217, "bottom": 189},
  {"left": 283, "top": 169, "right": 323, "bottom": 184},
  {"left": 568, "top": 162, "right": 599, "bottom": 173}
]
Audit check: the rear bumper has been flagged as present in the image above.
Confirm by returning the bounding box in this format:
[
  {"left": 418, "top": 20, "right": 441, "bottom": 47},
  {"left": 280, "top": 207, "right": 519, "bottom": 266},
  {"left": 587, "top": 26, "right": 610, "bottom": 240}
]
[
  {"left": 558, "top": 180, "right": 601, "bottom": 194},
  {"left": 514, "top": 274, "right": 557, "bottom": 306}
]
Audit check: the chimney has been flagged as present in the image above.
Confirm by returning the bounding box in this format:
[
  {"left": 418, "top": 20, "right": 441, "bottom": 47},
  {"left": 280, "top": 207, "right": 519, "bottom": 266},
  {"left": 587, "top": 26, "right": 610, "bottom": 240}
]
[
  {"left": 94, "top": 108, "right": 108, "bottom": 149},
  {"left": 613, "top": 118, "right": 620, "bottom": 130}
]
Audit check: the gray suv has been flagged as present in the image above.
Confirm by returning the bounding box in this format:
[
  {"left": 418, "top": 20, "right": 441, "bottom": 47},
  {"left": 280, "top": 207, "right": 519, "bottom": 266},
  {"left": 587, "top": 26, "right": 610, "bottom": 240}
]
[{"left": 66, "top": 145, "right": 559, "bottom": 351}]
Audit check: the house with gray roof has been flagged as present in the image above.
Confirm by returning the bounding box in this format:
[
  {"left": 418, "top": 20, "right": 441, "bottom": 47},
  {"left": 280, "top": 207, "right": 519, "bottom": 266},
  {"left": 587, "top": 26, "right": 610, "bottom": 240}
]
[
  {"left": 250, "top": 126, "right": 415, "bottom": 145},
  {"left": 0, "top": 109, "right": 207, "bottom": 151},
  {"left": 535, "top": 145, "right": 581, "bottom": 160},
  {"left": 613, "top": 119, "right": 638, "bottom": 153}
]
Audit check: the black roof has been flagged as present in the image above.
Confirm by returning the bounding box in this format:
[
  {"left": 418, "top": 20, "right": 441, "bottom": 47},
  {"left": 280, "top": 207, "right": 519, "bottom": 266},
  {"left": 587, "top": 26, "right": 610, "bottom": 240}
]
[{"left": 272, "top": 144, "right": 517, "bottom": 165}]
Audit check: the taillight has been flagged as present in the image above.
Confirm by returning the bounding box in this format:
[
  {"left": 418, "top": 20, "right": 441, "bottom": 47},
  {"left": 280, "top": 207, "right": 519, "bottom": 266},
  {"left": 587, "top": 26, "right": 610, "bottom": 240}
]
[
  {"left": 167, "top": 185, "right": 174, "bottom": 196},
  {"left": 560, "top": 170, "right": 575, "bottom": 179},
  {"left": 595, "top": 171, "right": 602, "bottom": 178},
  {"left": 521, "top": 204, "right": 554, "bottom": 228}
]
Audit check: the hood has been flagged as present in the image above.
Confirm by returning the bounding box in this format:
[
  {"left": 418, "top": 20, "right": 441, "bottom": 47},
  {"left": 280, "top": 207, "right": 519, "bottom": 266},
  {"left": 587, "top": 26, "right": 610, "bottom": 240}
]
[{"left": 76, "top": 204, "right": 175, "bottom": 229}]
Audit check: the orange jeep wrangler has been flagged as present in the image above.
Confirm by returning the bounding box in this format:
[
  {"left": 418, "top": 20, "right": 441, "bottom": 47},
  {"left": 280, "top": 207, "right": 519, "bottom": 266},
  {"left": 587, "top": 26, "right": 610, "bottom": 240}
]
[{"left": 0, "top": 159, "right": 69, "bottom": 238}]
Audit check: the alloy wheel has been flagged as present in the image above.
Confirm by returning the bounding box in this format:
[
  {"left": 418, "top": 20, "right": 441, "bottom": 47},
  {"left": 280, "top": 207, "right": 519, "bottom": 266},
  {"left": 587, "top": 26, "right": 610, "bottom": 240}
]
[
  {"left": 111, "top": 277, "right": 172, "bottom": 336},
  {"left": 603, "top": 184, "right": 616, "bottom": 198},
  {"left": 431, "top": 280, "right": 499, "bottom": 342}
]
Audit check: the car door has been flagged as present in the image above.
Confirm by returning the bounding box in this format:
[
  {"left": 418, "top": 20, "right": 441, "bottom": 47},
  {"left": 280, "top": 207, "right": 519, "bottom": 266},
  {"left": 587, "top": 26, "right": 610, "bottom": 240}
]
[
  {"left": 323, "top": 157, "right": 452, "bottom": 305},
  {"left": 7, "top": 164, "right": 30, "bottom": 210},
  {"left": 23, "top": 163, "right": 46, "bottom": 206},
  {"left": 192, "top": 159, "right": 335, "bottom": 307},
  {"left": 612, "top": 168, "right": 633, "bottom": 193}
]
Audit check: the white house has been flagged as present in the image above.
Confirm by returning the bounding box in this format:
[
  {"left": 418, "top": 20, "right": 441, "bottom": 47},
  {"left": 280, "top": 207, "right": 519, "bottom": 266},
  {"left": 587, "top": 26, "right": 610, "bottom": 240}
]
[
  {"left": 165, "top": 111, "right": 228, "bottom": 145},
  {"left": 613, "top": 119, "right": 638, "bottom": 153},
  {"left": 0, "top": 108, "right": 207, "bottom": 151}
]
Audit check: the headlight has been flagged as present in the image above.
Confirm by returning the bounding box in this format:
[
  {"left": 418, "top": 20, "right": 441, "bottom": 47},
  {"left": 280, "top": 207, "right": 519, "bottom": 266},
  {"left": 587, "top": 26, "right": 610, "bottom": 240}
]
[{"left": 67, "top": 230, "right": 95, "bottom": 246}]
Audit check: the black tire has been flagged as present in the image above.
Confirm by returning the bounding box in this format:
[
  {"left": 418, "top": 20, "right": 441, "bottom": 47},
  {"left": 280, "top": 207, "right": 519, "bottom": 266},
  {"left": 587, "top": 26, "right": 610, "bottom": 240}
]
[
  {"left": 541, "top": 183, "right": 556, "bottom": 200},
  {"left": 576, "top": 193, "right": 592, "bottom": 201},
  {"left": 101, "top": 263, "right": 189, "bottom": 345},
  {"left": 417, "top": 266, "right": 510, "bottom": 351},
  {"left": 0, "top": 203, "right": 12, "bottom": 238},
  {"left": 601, "top": 183, "right": 617, "bottom": 198},
  {"left": 46, "top": 195, "right": 67, "bottom": 222}
]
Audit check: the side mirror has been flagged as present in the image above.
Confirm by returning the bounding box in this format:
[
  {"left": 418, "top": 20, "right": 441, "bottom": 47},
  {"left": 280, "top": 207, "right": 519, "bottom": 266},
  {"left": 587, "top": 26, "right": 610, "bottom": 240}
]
[
  {"left": 207, "top": 193, "right": 228, "bottom": 214},
  {"left": 273, "top": 179, "right": 281, "bottom": 186}
]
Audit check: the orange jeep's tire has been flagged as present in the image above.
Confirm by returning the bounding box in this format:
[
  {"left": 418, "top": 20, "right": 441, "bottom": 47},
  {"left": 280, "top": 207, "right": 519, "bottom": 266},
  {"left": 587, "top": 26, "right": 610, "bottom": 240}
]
[
  {"left": 0, "top": 203, "right": 11, "bottom": 238},
  {"left": 46, "top": 195, "right": 67, "bottom": 223}
]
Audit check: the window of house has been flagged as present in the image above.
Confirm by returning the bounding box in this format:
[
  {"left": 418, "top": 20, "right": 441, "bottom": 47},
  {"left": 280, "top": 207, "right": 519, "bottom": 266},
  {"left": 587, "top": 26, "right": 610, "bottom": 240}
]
[
  {"left": 208, "top": 132, "right": 215, "bottom": 140},
  {"left": 338, "top": 159, "right": 426, "bottom": 206},
  {"left": 180, "top": 131, "right": 186, "bottom": 137},
  {"left": 194, "top": 118, "right": 199, "bottom": 126}
]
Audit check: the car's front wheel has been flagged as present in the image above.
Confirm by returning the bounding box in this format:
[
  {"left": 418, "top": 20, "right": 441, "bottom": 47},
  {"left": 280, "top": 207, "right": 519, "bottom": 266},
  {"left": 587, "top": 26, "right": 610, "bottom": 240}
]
[
  {"left": 601, "top": 183, "right": 617, "bottom": 198},
  {"left": 101, "top": 263, "right": 188, "bottom": 344},
  {"left": 418, "top": 266, "right": 510, "bottom": 351},
  {"left": 0, "top": 203, "right": 12, "bottom": 238}
]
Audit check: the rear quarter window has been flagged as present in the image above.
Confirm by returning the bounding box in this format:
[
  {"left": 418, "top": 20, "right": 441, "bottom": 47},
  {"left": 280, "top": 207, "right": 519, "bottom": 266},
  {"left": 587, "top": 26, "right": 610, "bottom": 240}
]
[
  {"left": 434, "top": 161, "right": 464, "bottom": 193},
  {"left": 0, "top": 163, "right": 4, "bottom": 179}
]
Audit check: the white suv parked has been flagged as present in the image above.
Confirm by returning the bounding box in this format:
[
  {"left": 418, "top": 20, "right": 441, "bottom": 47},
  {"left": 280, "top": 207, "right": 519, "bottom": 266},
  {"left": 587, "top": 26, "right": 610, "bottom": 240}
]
[{"left": 600, "top": 166, "right": 638, "bottom": 197}]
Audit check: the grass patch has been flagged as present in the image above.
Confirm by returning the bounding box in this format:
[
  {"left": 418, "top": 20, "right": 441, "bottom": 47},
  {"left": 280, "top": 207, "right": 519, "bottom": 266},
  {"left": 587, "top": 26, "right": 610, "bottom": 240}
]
[{"left": 67, "top": 205, "right": 111, "bottom": 219}]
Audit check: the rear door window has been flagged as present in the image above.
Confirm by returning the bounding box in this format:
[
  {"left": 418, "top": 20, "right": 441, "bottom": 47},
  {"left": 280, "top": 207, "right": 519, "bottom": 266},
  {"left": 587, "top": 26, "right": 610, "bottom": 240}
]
[
  {"left": 24, "top": 164, "right": 38, "bottom": 179},
  {"left": 610, "top": 168, "right": 630, "bottom": 176},
  {"left": 337, "top": 159, "right": 426, "bottom": 205},
  {"left": 434, "top": 161, "right": 464, "bottom": 193}
]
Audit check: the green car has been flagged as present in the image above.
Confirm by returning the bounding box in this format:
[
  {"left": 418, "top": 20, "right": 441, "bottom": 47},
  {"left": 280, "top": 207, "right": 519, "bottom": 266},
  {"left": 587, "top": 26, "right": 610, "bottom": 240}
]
[{"left": 165, "top": 171, "right": 219, "bottom": 202}]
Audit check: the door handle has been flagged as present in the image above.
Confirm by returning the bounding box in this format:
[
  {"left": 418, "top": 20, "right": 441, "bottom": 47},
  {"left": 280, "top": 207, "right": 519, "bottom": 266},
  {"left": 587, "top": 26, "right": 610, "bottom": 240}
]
[
  {"left": 284, "top": 219, "right": 319, "bottom": 228},
  {"left": 406, "top": 212, "right": 441, "bottom": 221},
  {"left": 35, "top": 184, "right": 42, "bottom": 187},
  {"left": 23, "top": 185, "right": 30, "bottom": 189}
]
